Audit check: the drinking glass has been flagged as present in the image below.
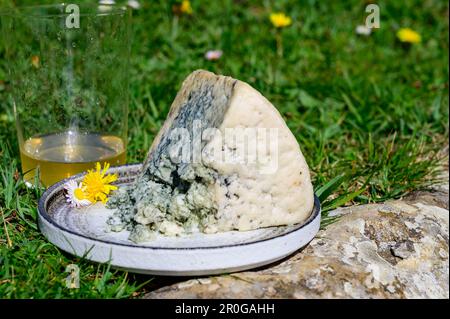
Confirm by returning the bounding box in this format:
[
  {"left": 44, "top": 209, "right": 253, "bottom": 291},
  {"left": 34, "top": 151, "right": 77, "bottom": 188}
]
[{"left": 1, "top": 3, "right": 131, "bottom": 186}]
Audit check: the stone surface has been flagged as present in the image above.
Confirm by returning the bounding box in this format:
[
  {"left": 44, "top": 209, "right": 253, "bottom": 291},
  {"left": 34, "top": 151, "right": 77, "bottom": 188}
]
[{"left": 145, "top": 158, "right": 449, "bottom": 299}]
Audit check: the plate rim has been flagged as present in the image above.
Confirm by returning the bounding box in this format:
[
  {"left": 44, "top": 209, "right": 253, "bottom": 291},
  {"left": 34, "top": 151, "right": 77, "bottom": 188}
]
[{"left": 38, "top": 164, "right": 321, "bottom": 250}]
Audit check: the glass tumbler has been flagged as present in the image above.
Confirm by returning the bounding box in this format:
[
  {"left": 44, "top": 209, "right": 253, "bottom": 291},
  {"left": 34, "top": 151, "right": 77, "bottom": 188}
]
[{"left": 1, "top": 3, "right": 130, "bottom": 186}]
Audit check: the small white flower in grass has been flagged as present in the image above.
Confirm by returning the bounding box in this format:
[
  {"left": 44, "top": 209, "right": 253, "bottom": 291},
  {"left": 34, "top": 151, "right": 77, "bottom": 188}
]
[
  {"left": 356, "top": 25, "right": 372, "bottom": 36},
  {"left": 64, "top": 180, "right": 92, "bottom": 208},
  {"left": 205, "top": 50, "right": 223, "bottom": 61},
  {"left": 98, "top": 0, "right": 115, "bottom": 12},
  {"left": 127, "top": 0, "right": 140, "bottom": 9}
]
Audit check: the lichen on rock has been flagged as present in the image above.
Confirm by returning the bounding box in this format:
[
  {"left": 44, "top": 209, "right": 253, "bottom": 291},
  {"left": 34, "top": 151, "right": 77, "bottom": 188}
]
[{"left": 145, "top": 180, "right": 449, "bottom": 299}]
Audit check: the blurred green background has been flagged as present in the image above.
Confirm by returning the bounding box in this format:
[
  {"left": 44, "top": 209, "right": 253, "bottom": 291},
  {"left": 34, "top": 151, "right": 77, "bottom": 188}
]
[{"left": 0, "top": 0, "right": 448, "bottom": 298}]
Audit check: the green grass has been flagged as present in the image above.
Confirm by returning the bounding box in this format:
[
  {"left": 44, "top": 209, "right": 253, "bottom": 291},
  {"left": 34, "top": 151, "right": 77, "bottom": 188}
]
[{"left": 0, "top": 0, "right": 448, "bottom": 298}]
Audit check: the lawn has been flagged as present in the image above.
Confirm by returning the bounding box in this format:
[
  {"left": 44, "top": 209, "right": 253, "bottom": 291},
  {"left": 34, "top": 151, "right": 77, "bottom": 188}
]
[{"left": 0, "top": 0, "right": 448, "bottom": 298}]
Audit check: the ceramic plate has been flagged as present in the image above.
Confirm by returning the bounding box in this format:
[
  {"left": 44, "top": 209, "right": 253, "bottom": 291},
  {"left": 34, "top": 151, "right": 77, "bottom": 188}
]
[{"left": 38, "top": 164, "right": 321, "bottom": 276}]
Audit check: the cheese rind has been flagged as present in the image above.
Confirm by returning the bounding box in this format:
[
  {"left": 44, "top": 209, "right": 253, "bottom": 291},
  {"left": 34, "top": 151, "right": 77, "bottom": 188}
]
[{"left": 107, "top": 70, "right": 314, "bottom": 242}]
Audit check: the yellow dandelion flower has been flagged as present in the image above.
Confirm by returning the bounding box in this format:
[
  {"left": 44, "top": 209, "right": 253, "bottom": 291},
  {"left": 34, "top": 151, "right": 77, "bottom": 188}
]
[
  {"left": 180, "top": 0, "right": 193, "bottom": 15},
  {"left": 397, "top": 28, "right": 421, "bottom": 44},
  {"left": 82, "top": 162, "right": 118, "bottom": 204},
  {"left": 270, "top": 12, "right": 292, "bottom": 28},
  {"left": 31, "top": 55, "right": 40, "bottom": 68}
]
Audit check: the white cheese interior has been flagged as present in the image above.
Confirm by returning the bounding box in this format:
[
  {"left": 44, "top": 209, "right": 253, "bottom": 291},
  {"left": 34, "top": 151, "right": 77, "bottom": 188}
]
[{"left": 202, "top": 81, "right": 314, "bottom": 232}]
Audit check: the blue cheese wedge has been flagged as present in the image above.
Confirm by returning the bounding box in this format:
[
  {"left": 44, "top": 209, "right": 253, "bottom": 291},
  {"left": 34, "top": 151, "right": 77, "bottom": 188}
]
[{"left": 107, "top": 70, "right": 314, "bottom": 242}]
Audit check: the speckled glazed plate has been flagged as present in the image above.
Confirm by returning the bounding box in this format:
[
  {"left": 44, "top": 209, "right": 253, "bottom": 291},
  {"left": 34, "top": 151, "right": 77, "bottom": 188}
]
[{"left": 38, "top": 164, "right": 321, "bottom": 276}]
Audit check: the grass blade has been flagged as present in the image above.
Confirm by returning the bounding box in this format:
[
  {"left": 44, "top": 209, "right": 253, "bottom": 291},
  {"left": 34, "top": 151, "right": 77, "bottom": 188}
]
[{"left": 315, "top": 174, "right": 346, "bottom": 201}]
